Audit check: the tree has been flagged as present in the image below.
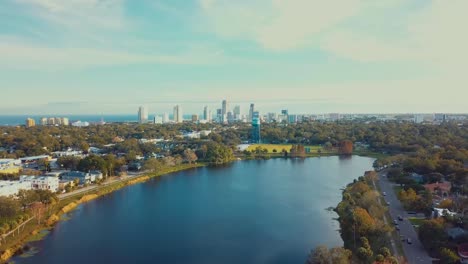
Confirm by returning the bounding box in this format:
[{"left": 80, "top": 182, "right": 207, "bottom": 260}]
[
  {"left": 183, "top": 149, "right": 198, "bottom": 164},
  {"left": 439, "top": 248, "right": 460, "bottom": 264},
  {"left": 0, "top": 196, "right": 20, "bottom": 220},
  {"left": 30, "top": 202, "right": 46, "bottom": 224},
  {"left": 205, "top": 142, "right": 233, "bottom": 165},
  {"left": 306, "top": 246, "right": 351, "bottom": 264},
  {"left": 77, "top": 155, "right": 106, "bottom": 174},
  {"left": 339, "top": 140, "right": 353, "bottom": 155},
  {"left": 57, "top": 156, "right": 81, "bottom": 170},
  {"left": 143, "top": 158, "right": 163, "bottom": 172},
  {"left": 418, "top": 219, "right": 448, "bottom": 252}
]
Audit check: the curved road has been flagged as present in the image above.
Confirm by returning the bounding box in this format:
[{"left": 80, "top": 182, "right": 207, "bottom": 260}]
[{"left": 378, "top": 171, "right": 433, "bottom": 263}]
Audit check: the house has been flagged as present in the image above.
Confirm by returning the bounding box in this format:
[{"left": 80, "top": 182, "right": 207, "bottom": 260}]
[
  {"left": 410, "top": 173, "right": 424, "bottom": 184},
  {"left": 433, "top": 207, "right": 458, "bottom": 218},
  {"left": 424, "top": 181, "right": 452, "bottom": 197},
  {"left": 59, "top": 179, "right": 75, "bottom": 190},
  {"left": 30, "top": 176, "right": 59, "bottom": 192},
  {"left": 61, "top": 171, "right": 93, "bottom": 184},
  {"left": 448, "top": 227, "right": 467, "bottom": 240},
  {"left": 0, "top": 180, "right": 32, "bottom": 196},
  {"left": 0, "top": 159, "right": 22, "bottom": 174},
  {"left": 89, "top": 170, "right": 103, "bottom": 181}
]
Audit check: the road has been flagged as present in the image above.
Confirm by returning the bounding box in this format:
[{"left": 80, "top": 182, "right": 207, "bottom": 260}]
[
  {"left": 58, "top": 171, "right": 146, "bottom": 200},
  {"left": 377, "top": 171, "right": 433, "bottom": 264}
]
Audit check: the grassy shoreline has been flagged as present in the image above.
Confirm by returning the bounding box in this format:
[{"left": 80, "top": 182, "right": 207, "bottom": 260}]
[{"left": 0, "top": 163, "right": 204, "bottom": 263}]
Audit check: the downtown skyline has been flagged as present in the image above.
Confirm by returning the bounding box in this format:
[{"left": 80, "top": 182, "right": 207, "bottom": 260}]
[{"left": 1, "top": 0, "right": 467, "bottom": 114}]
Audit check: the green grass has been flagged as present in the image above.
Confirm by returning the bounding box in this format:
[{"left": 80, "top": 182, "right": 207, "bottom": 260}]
[{"left": 408, "top": 217, "right": 425, "bottom": 227}]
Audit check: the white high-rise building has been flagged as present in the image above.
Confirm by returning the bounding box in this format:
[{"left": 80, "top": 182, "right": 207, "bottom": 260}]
[
  {"left": 138, "top": 106, "right": 148, "bottom": 124},
  {"left": 162, "top": 113, "right": 169, "bottom": 123},
  {"left": 173, "top": 105, "right": 183, "bottom": 123},
  {"left": 203, "top": 106, "right": 211, "bottom": 122},
  {"left": 154, "top": 115, "right": 163, "bottom": 124}
]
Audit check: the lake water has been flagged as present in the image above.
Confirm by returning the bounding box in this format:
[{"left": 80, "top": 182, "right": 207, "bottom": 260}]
[{"left": 13, "top": 156, "right": 374, "bottom": 264}]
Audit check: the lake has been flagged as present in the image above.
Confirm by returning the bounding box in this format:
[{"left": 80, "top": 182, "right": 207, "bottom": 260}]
[{"left": 13, "top": 156, "right": 374, "bottom": 264}]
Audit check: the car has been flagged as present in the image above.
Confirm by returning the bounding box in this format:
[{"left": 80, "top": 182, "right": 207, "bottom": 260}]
[
  {"left": 386, "top": 201, "right": 390, "bottom": 206},
  {"left": 393, "top": 220, "right": 398, "bottom": 225},
  {"left": 396, "top": 226, "right": 400, "bottom": 231},
  {"left": 407, "top": 238, "right": 412, "bottom": 244},
  {"left": 383, "top": 192, "right": 387, "bottom": 196},
  {"left": 400, "top": 235, "right": 405, "bottom": 241},
  {"left": 398, "top": 215, "right": 403, "bottom": 221}
]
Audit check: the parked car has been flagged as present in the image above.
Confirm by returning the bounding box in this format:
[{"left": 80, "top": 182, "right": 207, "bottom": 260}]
[
  {"left": 396, "top": 226, "right": 400, "bottom": 231},
  {"left": 393, "top": 220, "right": 398, "bottom": 225},
  {"left": 400, "top": 235, "right": 405, "bottom": 241},
  {"left": 383, "top": 192, "right": 387, "bottom": 196},
  {"left": 407, "top": 238, "right": 412, "bottom": 244},
  {"left": 398, "top": 215, "right": 403, "bottom": 221},
  {"left": 387, "top": 201, "right": 391, "bottom": 206}
]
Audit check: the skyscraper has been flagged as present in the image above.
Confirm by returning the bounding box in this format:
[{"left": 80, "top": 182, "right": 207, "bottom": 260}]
[
  {"left": 249, "top": 103, "right": 255, "bottom": 121},
  {"left": 203, "top": 106, "right": 211, "bottom": 122},
  {"left": 25, "top": 118, "right": 35, "bottom": 128},
  {"left": 233, "top": 105, "right": 241, "bottom": 120},
  {"left": 162, "top": 113, "right": 169, "bottom": 123},
  {"left": 251, "top": 112, "right": 261, "bottom": 143},
  {"left": 138, "top": 106, "right": 148, "bottom": 124},
  {"left": 173, "top": 105, "right": 183, "bottom": 123},
  {"left": 222, "top": 99, "right": 228, "bottom": 115}
]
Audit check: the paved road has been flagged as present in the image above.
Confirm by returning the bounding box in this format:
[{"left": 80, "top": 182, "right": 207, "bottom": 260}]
[
  {"left": 58, "top": 171, "right": 146, "bottom": 200},
  {"left": 377, "top": 171, "right": 433, "bottom": 264}
]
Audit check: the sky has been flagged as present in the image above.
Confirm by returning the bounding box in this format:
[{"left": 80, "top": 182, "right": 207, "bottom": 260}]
[{"left": 0, "top": 0, "right": 467, "bottom": 115}]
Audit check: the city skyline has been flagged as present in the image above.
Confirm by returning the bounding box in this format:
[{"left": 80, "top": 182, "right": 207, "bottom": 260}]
[{"left": 1, "top": 0, "right": 467, "bottom": 114}]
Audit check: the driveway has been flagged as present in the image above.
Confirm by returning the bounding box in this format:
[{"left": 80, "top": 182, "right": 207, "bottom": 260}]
[{"left": 377, "top": 171, "right": 433, "bottom": 263}]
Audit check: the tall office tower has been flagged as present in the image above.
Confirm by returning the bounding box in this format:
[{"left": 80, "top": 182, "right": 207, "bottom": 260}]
[
  {"left": 216, "top": 109, "right": 222, "bottom": 122},
  {"left": 251, "top": 114, "right": 261, "bottom": 143},
  {"left": 192, "top": 115, "right": 199, "bottom": 122},
  {"left": 25, "top": 118, "right": 35, "bottom": 128},
  {"left": 249, "top": 103, "right": 255, "bottom": 121},
  {"left": 227, "top": 111, "right": 234, "bottom": 123},
  {"left": 222, "top": 99, "right": 228, "bottom": 115},
  {"left": 173, "top": 105, "right": 183, "bottom": 123},
  {"left": 203, "top": 106, "right": 211, "bottom": 121},
  {"left": 138, "top": 106, "right": 148, "bottom": 124},
  {"left": 54, "top": 117, "right": 62, "bottom": 125},
  {"left": 281, "top": 109, "right": 289, "bottom": 116},
  {"left": 40, "top": 117, "right": 48, "bottom": 126},
  {"left": 233, "top": 105, "right": 241, "bottom": 119},
  {"left": 162, "top": 113, "right": 169, "bottom": 123}
]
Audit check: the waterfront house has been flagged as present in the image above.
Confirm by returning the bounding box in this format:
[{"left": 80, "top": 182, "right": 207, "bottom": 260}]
[
  {"left": 0, "top": 180, "right": 32, "bottom": 196},
  {"left": 31, "top": 176, "right": 59, "bottom": 192},
  {"left": 61, "top": 171, "right": 93, "bottom": 184}
]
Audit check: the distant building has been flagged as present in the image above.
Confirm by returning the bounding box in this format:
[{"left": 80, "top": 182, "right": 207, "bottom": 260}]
[
  {"left": 138, "top": 106, "right": 148, "bottom": 124},
  {"left": 288, "top": 114, "right": 298, "bottom": 124},
  {"left": 162, "top": 113, "right": 169, "bottom": 123},
  {"left": 281, "top": 109, "right": 289, "bottom": 116},
  {"left": 203, "top": 106, "right": 211, "bottom": 122},
  {"left": 40, "top": 117, "right": 70, "bottom": 126},
  {"left": 61, "top": 171, "right": 102, "bottom": 184},
  {"left": 71, "top": 121, "right": 89, "bottom": 127},
  {"left": 0, "top": 180, "right": 32, "bottom": 196},
  {"left": 173, "top": 105, "right": 183, "bottom": 123},
  {"left": 25, "top": 118, "right": 35, "bottom": 128},
  {"left": 251, "top": 112, "right": 261, "bottom": 143},
  {"left": 40, "top": 117, "right": 48, "bottom": 126},
  {"left": 30, "top": 176, "right": 59, "bottom": 192},
  {"left": 249, "top": 103, "right": 255, "bottom": 121},
  {"left": 222, "top": 99, "right": 228, "bottom": 115},
  {"left": 154, "top": 115, "right": 163, "bottom": 124},
  {"left": 192, "top": 114, "right": 199, "bottom": 122},
  {"left": 233, "top": 105, "right": 241, "bottom": 120}
]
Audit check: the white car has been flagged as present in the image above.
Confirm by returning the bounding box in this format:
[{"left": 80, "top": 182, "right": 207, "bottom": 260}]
[{"left": 383, "top": 192, "right": 387, "bottom": 196}]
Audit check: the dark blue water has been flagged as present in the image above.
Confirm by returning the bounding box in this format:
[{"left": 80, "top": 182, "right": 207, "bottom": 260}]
[
  {"left": 13, "top": 157, "right": 374, "bottom": 264},
  {"left": 0, "top": 115, "right": 195, "bottom": 126}
]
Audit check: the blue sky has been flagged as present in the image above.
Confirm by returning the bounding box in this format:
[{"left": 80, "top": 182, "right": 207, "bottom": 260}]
[{"left": 0, "top": 0, "right": 467, "bottom": 115}]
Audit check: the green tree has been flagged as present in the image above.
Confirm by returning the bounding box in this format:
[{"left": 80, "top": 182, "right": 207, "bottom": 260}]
[{"left": 439, "top": 248, "right": 460, "bottom": 264}]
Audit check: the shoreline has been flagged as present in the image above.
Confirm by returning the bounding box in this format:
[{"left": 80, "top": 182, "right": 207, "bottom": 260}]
[{"left": 1, "top": 163, "right": 205, "bottom": 263}]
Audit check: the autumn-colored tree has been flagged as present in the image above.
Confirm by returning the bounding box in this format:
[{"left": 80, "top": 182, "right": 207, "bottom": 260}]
[
  {"left": 339, "top": 140, "right": 353, "bottom": 155},
  {"left": 354, "top": 207, "right": 376, "bottom": 235},
  {"left": 30, "top": 202, "right": 46, "bottom": 224},
  {"left": 183, "top": 149, "right": 198, "bottom": 164}
]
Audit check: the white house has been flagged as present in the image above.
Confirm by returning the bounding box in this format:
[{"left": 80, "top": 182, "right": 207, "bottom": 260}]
[
  {"left": 0, "top": 180, "right": 32, "bottom": 196},
  {"left": 30, "top": 176, "right": 59, "bottom": 192}
]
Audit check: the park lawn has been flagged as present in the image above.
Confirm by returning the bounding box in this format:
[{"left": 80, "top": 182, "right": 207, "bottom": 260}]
[{"left": 246, "top": 144, "right": 323, "bottom": 154}]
